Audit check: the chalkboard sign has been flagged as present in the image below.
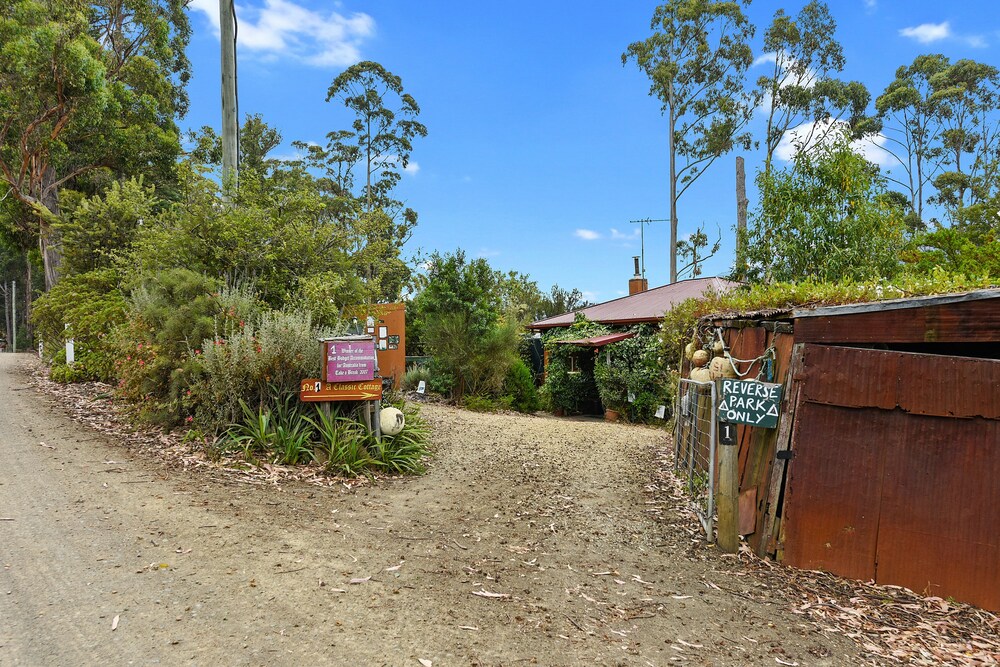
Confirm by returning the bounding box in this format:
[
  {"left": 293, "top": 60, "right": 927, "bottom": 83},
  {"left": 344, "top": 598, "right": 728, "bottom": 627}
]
[{"left": 718, "top": 379, "right": 782, "bottom": 428}]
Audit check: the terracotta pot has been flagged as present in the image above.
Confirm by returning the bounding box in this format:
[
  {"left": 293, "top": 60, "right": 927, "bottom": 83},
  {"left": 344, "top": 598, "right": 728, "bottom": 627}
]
[{"left": 604, "top": 409, "right": 620, "bottom": 422}]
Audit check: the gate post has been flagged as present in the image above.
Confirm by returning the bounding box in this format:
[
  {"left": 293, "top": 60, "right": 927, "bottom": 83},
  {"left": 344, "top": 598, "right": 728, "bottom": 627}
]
[{"left": 716, "top": 378, "right": 740, "bottom": 553}]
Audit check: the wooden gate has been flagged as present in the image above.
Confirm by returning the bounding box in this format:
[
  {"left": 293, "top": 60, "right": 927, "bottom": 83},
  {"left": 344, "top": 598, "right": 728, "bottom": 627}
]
[{"left": 781, "top": 344, "right": 1000, "bottom": 611}]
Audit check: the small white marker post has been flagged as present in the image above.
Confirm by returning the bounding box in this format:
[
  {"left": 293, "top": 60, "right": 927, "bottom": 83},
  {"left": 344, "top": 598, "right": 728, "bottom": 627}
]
[
  {"left": 417, "top": 380, "right": 426, "bottom": 394},
  {"left": 65, "top": 324, "right": 74, "bottom": 365}
]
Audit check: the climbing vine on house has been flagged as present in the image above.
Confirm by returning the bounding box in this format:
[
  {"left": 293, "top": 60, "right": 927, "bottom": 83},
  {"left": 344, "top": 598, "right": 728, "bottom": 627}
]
[
  {"left": 540, "top": 316, "right": 608, "bottom": 415},
  {"left": 593, "top": 324, "right": 671, "bottom": 423}
]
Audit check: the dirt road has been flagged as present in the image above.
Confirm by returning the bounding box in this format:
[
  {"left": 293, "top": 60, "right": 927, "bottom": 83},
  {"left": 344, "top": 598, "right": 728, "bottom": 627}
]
[{"left": 0, "top": 354, "right": 860, "bottom": 666}]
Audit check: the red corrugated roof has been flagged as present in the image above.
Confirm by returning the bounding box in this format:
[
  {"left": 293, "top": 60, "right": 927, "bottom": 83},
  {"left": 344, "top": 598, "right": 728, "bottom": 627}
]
[
  {"left": 531, "top": 277, "right": 738, "bottom": 329},
  {"left": 555, "top": 332, "right": 637, "bottom": 347}
]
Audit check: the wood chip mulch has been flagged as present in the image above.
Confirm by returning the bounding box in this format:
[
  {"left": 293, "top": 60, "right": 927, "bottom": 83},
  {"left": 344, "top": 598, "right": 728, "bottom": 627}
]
[{"left": 25, "top": 359, "right": 370, "bottom": 491}]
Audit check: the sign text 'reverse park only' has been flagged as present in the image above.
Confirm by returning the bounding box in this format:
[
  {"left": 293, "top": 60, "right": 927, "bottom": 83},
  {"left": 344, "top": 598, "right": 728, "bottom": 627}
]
[{"left": 717, "top": 379, "right": 782, "bottom": 428}]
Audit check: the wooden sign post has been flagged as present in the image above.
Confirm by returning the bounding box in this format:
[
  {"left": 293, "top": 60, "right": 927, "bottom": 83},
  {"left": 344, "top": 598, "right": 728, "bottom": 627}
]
[
  {"left": 308, "top": 336, "right": 384, "bottom": 440},
  {"left": 716, "top": 379, "right": 784, "bottom": 552}
]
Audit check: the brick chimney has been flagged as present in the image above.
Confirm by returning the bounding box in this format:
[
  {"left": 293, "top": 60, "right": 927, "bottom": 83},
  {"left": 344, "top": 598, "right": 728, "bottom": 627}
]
[{"left": 628, "top": 256, "right": 648, "bottom": 295}]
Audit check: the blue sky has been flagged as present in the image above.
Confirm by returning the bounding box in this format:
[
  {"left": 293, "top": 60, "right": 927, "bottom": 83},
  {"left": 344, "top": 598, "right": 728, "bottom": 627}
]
[{"left": 182, "top": 0, "right": 999, "bottom": 304}]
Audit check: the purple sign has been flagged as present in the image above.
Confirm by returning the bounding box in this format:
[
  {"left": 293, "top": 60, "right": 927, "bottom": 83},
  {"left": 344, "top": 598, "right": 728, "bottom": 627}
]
[{"left": 324, "top": 339, "right": 376, "bottom": 383}]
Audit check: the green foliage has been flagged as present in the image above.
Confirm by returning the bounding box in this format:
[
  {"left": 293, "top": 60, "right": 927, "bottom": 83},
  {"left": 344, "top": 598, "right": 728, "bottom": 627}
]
[
  {"left": 112, "top": 268, "right": 220, "bottom": 425},
  {"left": 307, "top": 408, "right": 374, "bottom": 477},
  {"left": 56, "top": 178, "right": 157, "bottom": 276},
  {"left": 373, "top": 405, "right": 430, "bottom": 474},
  {"left": 402, "top": 364, "right": 432, "bottom": 392},
  {"left": 757, "top": 2, "right": 874, "bottom": 172},
  {"left": 739, "top": 133, "right": 907, "bottom": 284},
  {"left": 593, "top": 326, "right": 670, "bottom": 423},
  {"left": 30, "top": 269, "right": 127, "bottom": 381},
  {"left": 411, "top": 251, "right": 522, "bottom": 401},
  {"left": 125, "top": 163, "right": 357, "bottom": 309},
  {"left": 502, "top": 359, "right": 540, "bottom": 413},
  {"left": 0, "top": 0, "right": 190, "bottom": 287},
  {"left": 540, "top": 317, "right": 609, "bottom": 415},
  {"left": 657, "top": 273, "right": 999, "bottom": 373},
  {"left": 192, "top": 306, "right": 332, "bottom": 433}
]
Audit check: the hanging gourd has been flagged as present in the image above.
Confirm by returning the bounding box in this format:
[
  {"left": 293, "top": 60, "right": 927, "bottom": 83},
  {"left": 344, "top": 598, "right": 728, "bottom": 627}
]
[
  {"left": 684, "top": 341, "right": 697, "bottom": 360},
  {"left": 709, "top": 354, "right": 738, "bottom": 379},
  {"left": 690, "top": 366, "right": 712, "bottom": 382},
  {"left": 691, "top": 349, "right": 710, "bottom": 367}
]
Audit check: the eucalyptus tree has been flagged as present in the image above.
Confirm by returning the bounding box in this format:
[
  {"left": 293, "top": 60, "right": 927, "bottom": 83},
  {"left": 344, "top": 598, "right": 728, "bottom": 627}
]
[
  {"left": 320, "top": 61, "right": 427, "bottom": 302},
  {"left": 876, "top": 54, "right": 951, "bottom": 224},
  {"left": 623, "top": 0, "right": 757, "bottom": 283},
  {"left": 929, "top": 59, "right": 1000, "bottom": 214},
  {"left": 756, "top": 1, "right": 874, "bottom": 174},
  {"left": 0, "top": 0, "right": 190, "bottom": 289}
]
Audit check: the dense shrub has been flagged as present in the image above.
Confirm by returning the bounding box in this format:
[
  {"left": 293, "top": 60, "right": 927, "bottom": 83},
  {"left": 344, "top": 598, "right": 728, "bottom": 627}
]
[
  {"left": 503, "top": 359, "right": 540, "bottom": 413},
  {"left": 31, "top": 270, "right": 128, "bottom": 382},
  {"left": 401, "top": 364, "right": 431, "bottom": 392},
  {"left": 193, "top": 308, "right": 333, "bottom": 433},
  {"left": 112, "top": 268, "right": 221, "bottom": 425},
  {"left": 540, "top": 316, "right": 608, "bottom": 415}
]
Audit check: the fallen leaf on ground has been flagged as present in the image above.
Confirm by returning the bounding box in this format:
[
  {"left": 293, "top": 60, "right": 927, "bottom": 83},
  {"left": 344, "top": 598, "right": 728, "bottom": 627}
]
[
  {"left": 471, "top": 590, "right": 509, "bottom": 599},
  {"left": 349, "top": 577, "right": 371, "bottom": 585},
  {"left": 418, "top": 659, "right": 432, "bottom": 667},
  {"left": 111, "top": 615, "right": 119, "bottom": 631}
]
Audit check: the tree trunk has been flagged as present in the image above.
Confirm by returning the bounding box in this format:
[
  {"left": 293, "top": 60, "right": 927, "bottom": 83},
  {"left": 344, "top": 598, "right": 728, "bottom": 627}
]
[
  {"left": 668, "top": 92, "right": 678, "bottom": 284},
  {"left": 24, "top": 255, "right": 33, "bottom": 347},
  {"left": 39, "top": 166, "right": 62, "bottom": 290}
]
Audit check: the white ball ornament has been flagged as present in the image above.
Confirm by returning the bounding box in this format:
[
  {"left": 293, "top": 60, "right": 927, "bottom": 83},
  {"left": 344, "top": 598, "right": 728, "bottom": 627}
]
[{"left": 379, "top": 407, "right": 406, "bottom": 436}]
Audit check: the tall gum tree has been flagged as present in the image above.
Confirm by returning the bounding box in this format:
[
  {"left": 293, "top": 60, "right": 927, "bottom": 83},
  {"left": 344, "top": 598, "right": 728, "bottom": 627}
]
[
  {"left": 756, "top": 1, "right": 874, "bottom": 175},
  {"left": 623, "top": 0, "right": 756, "bottom": 283},
  {"left": 324, "top": 61, "right": 427, "bottom": 302},
  {"left": 876, "top": 54, "right": 950, "bottom": 224},
  {"left": 0, "top": 0, "right": 189, "bottom": 290}
]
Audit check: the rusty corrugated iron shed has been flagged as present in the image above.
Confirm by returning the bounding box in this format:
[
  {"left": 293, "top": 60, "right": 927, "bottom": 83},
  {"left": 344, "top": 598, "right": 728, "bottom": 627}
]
[{"left": 530, "top": 277, "right": 737, "bottom": 330}]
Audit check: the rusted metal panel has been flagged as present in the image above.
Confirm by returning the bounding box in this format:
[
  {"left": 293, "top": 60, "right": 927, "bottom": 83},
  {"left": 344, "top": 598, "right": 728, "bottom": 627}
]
[
  {"left": 781, "top": 402, "right": 884, "bottom": 581},
  {"left": 800, "top": 345, "right": 1000, "bottom": 419},
  {"left": 877, "top": 415, "right": 1000, "bottom": 611},
  {"left": 794, "top": 294, "right": 1000, "bottom": 344},
  {"left": 801, "top": 345, "right": 899, "bottom": 410},
  {"left": 896, "top": 353, "right": 1000, "bottom": 419}
]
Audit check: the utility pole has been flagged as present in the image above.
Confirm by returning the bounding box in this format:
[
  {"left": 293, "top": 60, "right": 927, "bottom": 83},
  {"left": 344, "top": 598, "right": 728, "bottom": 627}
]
[
  {"left": 628, "top": 218, "right": 669, "bottom": 279},
  {"left": 220, "top": 0, "right": 239, "bottom": 200},
  {"left": 736, "top": 156, "right": 748, "bottom": 278}
]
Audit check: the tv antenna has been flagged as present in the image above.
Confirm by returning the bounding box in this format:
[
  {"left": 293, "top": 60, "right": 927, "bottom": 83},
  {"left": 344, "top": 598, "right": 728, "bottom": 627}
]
[{"left": 629, "top": 218, "right": 668, "bottom": 278}]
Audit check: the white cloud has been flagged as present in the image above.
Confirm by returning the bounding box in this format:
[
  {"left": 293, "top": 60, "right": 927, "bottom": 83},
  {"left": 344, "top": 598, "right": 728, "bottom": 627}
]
[
  {"left": 776, "top": 119, "right": 895, "bottom": 169},
  {"left": 899, "top": 22, "right": 951, "bottom": 44},
  {"left": 188, "top": 0, "right": 375, "bottom": 67},
  {"left": 752, "top": 53, "right": 777, "bottom": 68},
  {"left": 965, "top": 34, "right": 988, "bottom": 48},
  {"left": 574, "top": 229, "right": 601, "bottom": 241},
  {"left": 403, "top": 161, "right": 420, "bottom": 176},
  {"left": 581, "top": 291, "right": 599, "bottom": 303},
  {"left": 609, "top": 227, "right": 640, "bottom": 241},
  {"left": 863, "top": 0, "right": 877, "bottom": 13},
  {"left": 476, "top": 248, "right": 500, "bottom": 258}
]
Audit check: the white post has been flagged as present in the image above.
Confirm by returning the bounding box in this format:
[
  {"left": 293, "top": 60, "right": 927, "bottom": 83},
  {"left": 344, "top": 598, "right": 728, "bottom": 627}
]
[
  {"left": 65, "top": 323, "right": 75, "bottom": 364},
  {"left": 11, "top": 281, "right": 15, "bottom": 353}
]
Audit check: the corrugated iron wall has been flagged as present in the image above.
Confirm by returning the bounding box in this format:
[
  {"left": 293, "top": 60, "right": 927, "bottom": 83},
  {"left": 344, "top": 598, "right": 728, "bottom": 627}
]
[{"left": 780, "top": 345, "right": 1000, "bottom": 612}]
